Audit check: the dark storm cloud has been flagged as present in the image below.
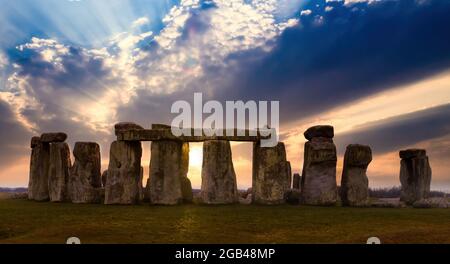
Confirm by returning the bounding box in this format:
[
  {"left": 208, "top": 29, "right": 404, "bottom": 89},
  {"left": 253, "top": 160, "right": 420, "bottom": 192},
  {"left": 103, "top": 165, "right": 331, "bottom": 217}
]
[
  {"left": 334, "top": 103, "right": 450, "bottom": 155},
  {"left": 0, "top": 101, "right": 32, "bottom": 165},
  {"left": 11, "top": 46, "right": 115, "bottom": 94},
  {"left": 214, "top": 0, "right": 450, "bottom": 123}
]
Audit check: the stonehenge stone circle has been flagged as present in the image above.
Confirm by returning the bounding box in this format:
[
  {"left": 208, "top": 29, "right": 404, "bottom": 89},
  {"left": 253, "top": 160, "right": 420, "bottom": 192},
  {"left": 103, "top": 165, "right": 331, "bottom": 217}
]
[
  {"left": 399, "top": 149, "right": 432, "bottom": 205},
  {"left": 28, "top": 137, "right": 50, "bottom": 201},
  {"left": 48, "top": 142, "right": 71, "bottom": 202},
  {"left": 340, "top": 144, "right": 372, "bottom": 207},
  {"left": 201, "top": 140, "right": 239, "bottom": 204},
  {"left": 105, "top": 140, "right": 142, "bottom": 204},
  {"left": 301, "top": 125, "right": 337, "bottom": 205},
  {"left": 292, "top": 173, "right": 301, "bottom": 190},
  {"left": 69, "top": 142, "right": 103, "bottom": 204},
  {"left": 252, "top": 141, "right": 290, "bottom": 204}
]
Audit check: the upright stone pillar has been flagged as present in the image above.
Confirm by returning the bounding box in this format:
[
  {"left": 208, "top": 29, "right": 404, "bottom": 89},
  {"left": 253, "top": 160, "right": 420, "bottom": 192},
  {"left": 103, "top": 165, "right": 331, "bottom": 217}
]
[
  {"left": 293, "top": 173, "right": 301, "bottom": 190},
  {"left": 301, "top": 125, "right": 337, "bottom": 205},
  {"left": 286, "top": 161, "right": 292, "bottom": 189},
  {"left": 201, "top": 140, "right": 238, "bottom": 204},
  {"left": 148, "top": 141, "right": 190, "bottom": 204},
  {"left": 252, "top": 141, "right": 290, "bottom": 204},
  {"left": 399, "top": 149, "right": 432, "bottom": 205},
  {"left": 340, "top": 144, "right": 372, "bottom": 206},
  {"left": 48, "top": 142, "right": 71, "bottom": 202},
  {"left": 105, "top": 140, "right": 142, "bottom": 204},
  {"left": 28, "top": 137, "right": 50, "bottom": 201},
  {"left": 69, "top": 142, "right": 103, "bottom": 204},
  {"left": 148, "top": 124, "right": 192, "bottom": 205}
]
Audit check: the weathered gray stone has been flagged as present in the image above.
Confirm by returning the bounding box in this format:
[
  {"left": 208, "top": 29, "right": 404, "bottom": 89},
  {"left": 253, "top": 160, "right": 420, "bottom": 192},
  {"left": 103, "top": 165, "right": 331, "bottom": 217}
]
[
  {"left": 301, "top": 127, "right": 337, "bottom": 205},
  {"left": 69, "top": 142, "right": 102, "bottom": 204},
  {"left": 138, "top": 166, "right": 144, "bottom": 202},
  {"left": 201, "top": 140, "right": 238, "bottom": 204},
  {"left": 304, "top": 125, "right": 334, "bottom": 141},
  {"left": 252, "top": 141, "right": 290, "bottom": 205},
  {"left": 101, "top": 170, "right": 108, "bottom": 188},
  {"left": 399, "top": 149, "right": 426, "bottom": 159},
  {"left": 293, "top": 173, "right": 301, "bottom": 190},
  {"left": 48, "top": 142, "right": 71, "bottom": 202},
  {"left": 340, "top": 144, "right": 372, "bottom": 207},
  {"left": 399, "top": 149, "right": 432, "bottom": 205},
  {"left": 149, "top": 140, "right": 190, "bottom": 205},
  {"left": 286, "top": 161, "right": 292, "bottom": 189},
  {"left": 30, "top": 136, "right": 41, "bottom": 148},
  {"left": 40, "top": 132, "right": 67, "bottom": 143},
  {"left": 105, "top": 141, "right": 142, "bottom": 205},
  {"left": 114, "top": 122, "right": 144, "bottom": 136},
  {"left": 28, "top": 140, "right": 50, "bottom": 201}
]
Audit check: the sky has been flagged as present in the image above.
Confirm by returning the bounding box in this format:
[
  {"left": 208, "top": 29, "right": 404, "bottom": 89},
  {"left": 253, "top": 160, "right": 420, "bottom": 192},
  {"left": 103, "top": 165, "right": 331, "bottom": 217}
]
[{"left": 0, "top": 0, "right": 449, "bottom": 191}]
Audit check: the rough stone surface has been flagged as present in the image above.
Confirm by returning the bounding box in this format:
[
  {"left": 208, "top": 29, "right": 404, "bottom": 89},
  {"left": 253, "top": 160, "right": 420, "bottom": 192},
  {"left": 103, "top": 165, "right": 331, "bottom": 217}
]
[
  {"left": 69, "top": 142, "right": 102, "bottom": 204},
  {"left": 40, "top": 133, "right": 67, "bottom": 143},
  {"left": 293, "top": 173, "right": 301, "bottom": 190},
  {"left": 101, "top": 170, "right": 108, "bottom": 188},
  {"left": 399, "top": 149, "right": 432, "bottom": 205},
  {"left": 28, "top": 141, "right": 50, "bottom": 201},
  {"left": 399, "top": 149, "right": 426, "bottom": 159},
  {"left": 48, "top": 143, "right": 71, "bottom": 202},
  {"left": 285, "top": 189, "right": 301, "bottom": 205},
  {"left": 105, "top": 141, "right": 142, "bottom": 205},
  {"left": 138, "top": 166, "right": 144, "bottom": 202},
  {"left": 31, "top": 136, "right": 41, "bottom": 148},
  {"left": 114, "top": 122, "right": 144, "bottom": 135},
  {"left": 149, "top": 141, "right": 190, "bottom": 205},
  {"left": 304, "top": 125, "right": 334, "bottom": 141},
  {"left": 301, "top": 128, "right": 337, "bottom": 205},
  {"left": 201, "top": 140, "right": 239, "bottom": 204},
  {"left": 286, "top": 161, "right": 292, "bottom": 189},
  {"left": 252, "top": 141, "right": 290, "bottom": 205},
  {"left": 340, "top": 144, "right": 372, "bottom": 207}
]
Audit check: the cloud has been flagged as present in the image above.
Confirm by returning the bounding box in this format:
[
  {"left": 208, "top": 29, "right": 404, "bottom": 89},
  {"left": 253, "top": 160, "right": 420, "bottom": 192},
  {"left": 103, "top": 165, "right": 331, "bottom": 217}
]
[
  {"left": 213, "top": 0, "right": 450, "bottom": 124},
  {"left": 300, "top": 9, "right": 312, "bottom": 16},
  {"left": 334, "top": 104, "right": 450, "bottom": 155},
  {"left": 0, "top": 51, "right": 7, "bottom": 69},
  {"left": 132, "top": 17, "right": 150, "bottom": 28}
]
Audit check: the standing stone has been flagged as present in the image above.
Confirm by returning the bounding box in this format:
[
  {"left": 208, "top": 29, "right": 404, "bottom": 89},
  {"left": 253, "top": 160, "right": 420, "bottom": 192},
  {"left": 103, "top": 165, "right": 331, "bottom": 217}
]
[
  {"left": 149, "top": 141, "right": 190, "bottom": 205},
  {"left": 101, "top": 170, "right": 108, "bottom": 188},
  {"left": 252, "top": 141, "right": 290, "bottom": 205},
  {"left": 105, "top": 140, "right": 142, "bottom": 205},
  {"left": 286, "top": 161, "right": 292, "bottom": 189},
  {"left": 340, "top": 144, "right": 372, "bottom": 206},
  {"left": 28, "top": 137, "right": 50, "bottom": 201},
  {"left": 201, "top": 140, "right": 238, "bottom": 204},
  {"left": 148, "top": 124, "right": 192, "bottom": 205},
  {"left": 138, "top": 166, "right": 144, "bottom": 201},
  {"left": 293, "top": 173, "right": 301, "bottom": 190},
  {"left": 69, "top": 142, "right": 102, "bottom": 204},
  {"left": 301, "top": 125, "right": 337, "bottom": 205},
  {"left": 48, "top": 142, "right": 71, "bottom": 202},
  {"left": 399, "top": 149, "right": 432, "bottom": 205}
]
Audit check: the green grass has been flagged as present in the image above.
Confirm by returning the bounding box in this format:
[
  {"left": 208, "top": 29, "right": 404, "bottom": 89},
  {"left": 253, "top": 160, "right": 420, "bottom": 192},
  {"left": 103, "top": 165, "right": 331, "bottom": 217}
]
[{"left": 0, "top": 199, "right": 449, "bottom": 244}]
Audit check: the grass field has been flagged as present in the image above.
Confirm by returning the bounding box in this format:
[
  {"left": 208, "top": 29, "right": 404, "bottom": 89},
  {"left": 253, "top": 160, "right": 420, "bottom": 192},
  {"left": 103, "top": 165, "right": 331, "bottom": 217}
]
[{"left": 0, "top": 199, "right": 449, "bottom": 244}]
